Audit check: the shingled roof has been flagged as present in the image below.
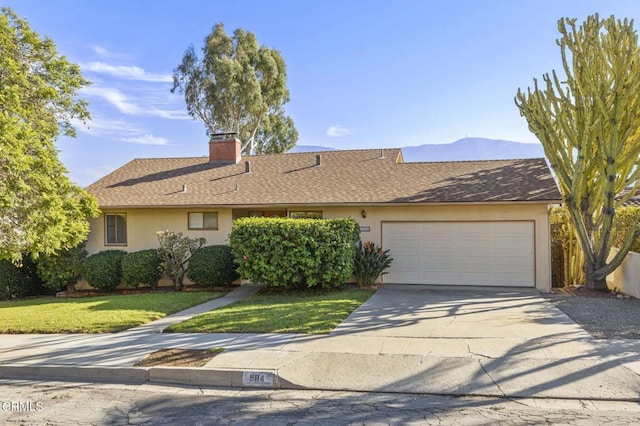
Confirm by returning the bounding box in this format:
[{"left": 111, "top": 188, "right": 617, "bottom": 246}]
[
  {"left": 617, "top": 188, "right": 640, "bottom": 207},
  {"left": 85, "top": 148, "right": 561, "bottom": 208}
]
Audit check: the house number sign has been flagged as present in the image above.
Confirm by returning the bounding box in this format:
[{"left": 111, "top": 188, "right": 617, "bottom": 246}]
[{"left": 242, "top": 371, "right": 275, "bottom": 387}]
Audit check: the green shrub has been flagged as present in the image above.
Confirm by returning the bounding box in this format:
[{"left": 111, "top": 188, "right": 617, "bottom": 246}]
[
  {"left": 612, "top": 206, "right": 640, "bottom": 253},
  {"left": 353, "top": 241, "right": 393, "bottom": 287},
  {"left": 550, "top": 205, "right": 640, "bottom": 287},
  {"left": 157, "top": 230, "right": 206, "bottom": 291},
  {"left": 230, "top": 217, "right": 360, "bottom": 289},
  {"left": 187, "top": 245, "right": 239, "bottom": 287},
  {"left": 82, "top": 250, "right": 127, "bottom": 290},
  {"left": 36, "top": 244, "right": 87, "bottom": 292},
  {"left": 0, "top": 260, "right": 28, "bottom": 300},
  {"left": 0, "top": 256, "right": 46, "bottom": 300},
  {"left": 121, "top": 249, "right": 162, "bottom": 288}
]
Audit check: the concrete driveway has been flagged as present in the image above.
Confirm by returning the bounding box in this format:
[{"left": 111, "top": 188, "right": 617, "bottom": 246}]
[
  {"left": 331, "top": 284, "right": 591, "bottom": 341},
  {"left": 273, "top": 284, "right": 640, "bottom": 399}
]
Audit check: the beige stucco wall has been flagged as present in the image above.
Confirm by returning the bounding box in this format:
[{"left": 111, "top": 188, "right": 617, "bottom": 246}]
[
  {"left": 606, "top": 248, "right": 640, "bottom": 299},
  {"left": 85, "top": 208, "right": 233, "bottom": 254},
  {"left": 85, "top": 203, "right": 552, "bottom": 292}
]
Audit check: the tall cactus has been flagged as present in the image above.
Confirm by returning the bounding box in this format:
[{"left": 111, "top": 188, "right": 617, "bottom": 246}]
[{"left": 516, "top": 15, "right": 640, "bottom": 290}]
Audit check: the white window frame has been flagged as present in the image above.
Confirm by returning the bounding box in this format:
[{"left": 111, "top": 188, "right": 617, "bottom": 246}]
[
  {"left": 188, "top": 212, "right": 219, "bottom": 230},
  {"left": 105, "top": 213, "right": 127, "bottom": 246}
]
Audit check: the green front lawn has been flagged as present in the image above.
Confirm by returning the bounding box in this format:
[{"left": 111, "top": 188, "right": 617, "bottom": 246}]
[
  {"left": 0, "top": 292, "right": 224, "bottom": 333},
  {"left": 166, "top": 288, "right": 375, "bottom": 334}
]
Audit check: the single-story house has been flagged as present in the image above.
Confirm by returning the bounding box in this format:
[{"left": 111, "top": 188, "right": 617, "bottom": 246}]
[{"left": 84, "top": 134, "right": 561, "bottom": 292}]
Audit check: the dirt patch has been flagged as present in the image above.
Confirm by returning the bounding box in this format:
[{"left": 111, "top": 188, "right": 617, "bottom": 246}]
[
  {"left": 545, "top": 287, "right": 640, "bottom": 339},
  {"left": 57, "top": 285, "right": 236, "bottom": 298},
  {"left": 135, "top": 348, "right": 223, "bottom": 367},
  {"left": 552, "top": 285, "right": 633, "bottom": 298}
]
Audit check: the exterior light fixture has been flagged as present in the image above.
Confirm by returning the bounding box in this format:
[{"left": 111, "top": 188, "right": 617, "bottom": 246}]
[{"left": 361, "top": 209, "right": 367, "bottom": 218}]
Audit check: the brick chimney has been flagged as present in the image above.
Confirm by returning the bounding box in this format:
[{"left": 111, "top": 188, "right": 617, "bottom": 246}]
[{"left": 209, "top": 132, "right": 242, "bottom": 164}]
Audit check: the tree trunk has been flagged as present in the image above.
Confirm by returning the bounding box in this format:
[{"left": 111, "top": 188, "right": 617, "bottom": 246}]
[
  {"left": 174, "top": 277, "right": 183, "bottom": 291},
  {"left": 176, "top": 268, "right": 188, "bottom": 291},
  {"left": 584, "top": 260, "right": 608, "bottom": 291}
]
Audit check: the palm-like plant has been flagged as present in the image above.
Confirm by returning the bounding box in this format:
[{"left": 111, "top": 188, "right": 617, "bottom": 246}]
[{"left": 353, "top": 241, "right": 393, "bottom": 288}]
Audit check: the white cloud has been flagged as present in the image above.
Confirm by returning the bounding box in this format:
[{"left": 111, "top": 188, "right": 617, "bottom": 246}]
[
  {"left": 73, "top": 116, "right": 141, "bottom": 136},
  {"left": 121, "top": 134, "right": 168, "bottom": 145},
  {"left": 91, "top": 45, "right": 112, "bottom": 57},
  {"left": 147, "top": 108, "right": 190, "bottom": 120},
  {"left": 80, "top": 86, "right": 189, "bottom": 120},
  {"left": 326, "top": 125, "right": 352, "bottom": 138},
  {"left": 72, "top": 116, "right": 168, "bottom": 146},
  {"left": 90, "top": 45, "right": 131, "bottom": 60},
  {"left": 81, "top": 86, "right": 141, "bottom": 114},
  {"left": 82, "top": 61, "right": 172, "bottom": 83}
]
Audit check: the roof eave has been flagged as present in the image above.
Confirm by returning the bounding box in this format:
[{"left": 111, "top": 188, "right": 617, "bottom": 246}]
[{"left": 96, "top": 199, "right": 563, "bottom": 210}]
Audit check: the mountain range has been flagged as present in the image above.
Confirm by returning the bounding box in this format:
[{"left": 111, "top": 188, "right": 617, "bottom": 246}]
[{"left": 289, "top": 138, "right": 545, "bottom": 162}]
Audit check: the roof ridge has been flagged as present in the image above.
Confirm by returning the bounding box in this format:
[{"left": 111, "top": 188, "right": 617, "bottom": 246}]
[
  {"left": 402, "top": 157, "right": 547, "bottom": 165},
  {"left": 126, "top": 147, "right": 402, "bottom": 162},
  {"left": 283, "top": 147, "right": 401, "bottom": 155},
  {"left": 128, "top": 156, "right": 208, "bottom": 161}
]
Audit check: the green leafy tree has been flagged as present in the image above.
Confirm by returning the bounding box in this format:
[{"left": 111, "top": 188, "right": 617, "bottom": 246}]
[
  {"left": 157, "top": 230, "right": 206, "bottom": 291},
  {"left": 516, "top": 14, "right": 640, "bottom": 290},
  {"left": 0, "top": 8, "right": 99, "bottom": 262},
  {"left": 171, "top": 23, "right": 298, "bottom": 155}
]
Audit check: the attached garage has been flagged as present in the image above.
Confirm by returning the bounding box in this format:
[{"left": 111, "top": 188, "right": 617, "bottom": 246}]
[{"left": 382, "top": 221, "right": 535, "bottom": 287}]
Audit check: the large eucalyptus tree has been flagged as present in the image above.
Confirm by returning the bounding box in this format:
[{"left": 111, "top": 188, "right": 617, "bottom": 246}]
[{"left": 171, "top": 23, "right": 297, "bottom": 155}]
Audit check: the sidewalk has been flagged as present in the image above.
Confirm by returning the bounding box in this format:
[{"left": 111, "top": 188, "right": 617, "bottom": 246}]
[{"left": 1, "top": 284, "right": 639, "bottom": 401}]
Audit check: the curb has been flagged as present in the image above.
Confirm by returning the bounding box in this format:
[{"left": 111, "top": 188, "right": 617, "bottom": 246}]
[
  {"left": 0, "top": 365, "right": 291, "bottom": 389},
  {"left": 2, "top": 364, "right": 640, "bottom": 403}
]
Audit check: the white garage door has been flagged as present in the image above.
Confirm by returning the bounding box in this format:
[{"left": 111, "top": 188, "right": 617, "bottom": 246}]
[{"left": 382, "top": 221, "right": 535, "bottom": 287}]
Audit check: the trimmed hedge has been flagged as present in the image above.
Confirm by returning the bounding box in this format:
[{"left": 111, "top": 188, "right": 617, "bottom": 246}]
[
  {"left": 230, "top": 217, "right": 360, "bottom": 289},
  {"left": 187, "top": 245, "right": 239, "bottom": 287},
  {"left": 122, "top": 249, "right": 162, "bottom": 288},
  {"left": 82, "top": 250, "right": 127, "bottom": 290}
]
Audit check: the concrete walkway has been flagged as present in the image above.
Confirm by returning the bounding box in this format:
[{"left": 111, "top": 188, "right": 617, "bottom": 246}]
[
  {"left": 125, "top": 283, "right": 265, "bottom": 333},
  {"left": 1, "top": 284, "right": 639, "bottom": 401}
]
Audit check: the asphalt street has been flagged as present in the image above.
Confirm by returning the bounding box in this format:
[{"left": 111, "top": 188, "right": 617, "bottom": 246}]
[{"left": 2, "top": 380, "right": 640, "bottom": 425}]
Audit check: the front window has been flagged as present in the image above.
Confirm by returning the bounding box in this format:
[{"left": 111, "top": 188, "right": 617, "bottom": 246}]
[
  {"left": 188, "top": 212, "right": 218, "bottom": 230},
  {"left": 105, "top": 214, "right": 127, "bottom": 245},
  {"left": 249, "top": 211, "right": 286, "bottom": 218},
  {"left": 289, "top": 211, "right": 323, "bottom": 219}
]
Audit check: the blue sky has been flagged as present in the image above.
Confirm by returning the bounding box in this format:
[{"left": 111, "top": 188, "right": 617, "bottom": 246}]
[{"left": 5, "top": 1, "right": 640, "bottom": 186}]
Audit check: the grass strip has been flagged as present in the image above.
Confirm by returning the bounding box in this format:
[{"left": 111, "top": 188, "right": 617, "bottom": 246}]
[
  {"left": 0, "top": 291, "right": 224, "bottom": 333},
  {"left": 166, "top": 288, "right": 374, "bottom": 334}
]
